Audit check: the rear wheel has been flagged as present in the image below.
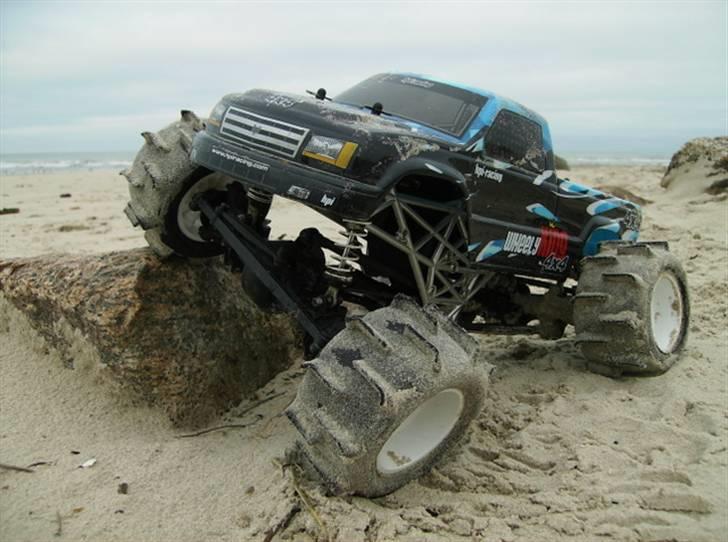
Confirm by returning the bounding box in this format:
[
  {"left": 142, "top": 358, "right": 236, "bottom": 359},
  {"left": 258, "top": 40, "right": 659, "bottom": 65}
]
[
  {"left": 122, "top": 110, "right": 239, "bottom": 257},
  {"left": 286, "top": 295, "right": 490, "bottom": 496},
  {"left": 574, "top": 241, "right": 689, "bottom": 376}
]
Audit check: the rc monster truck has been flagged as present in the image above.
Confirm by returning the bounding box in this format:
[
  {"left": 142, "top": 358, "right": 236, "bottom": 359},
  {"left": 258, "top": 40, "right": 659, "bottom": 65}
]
[{"left": 122, "top": 73, "right": 689, "bottom": 496}]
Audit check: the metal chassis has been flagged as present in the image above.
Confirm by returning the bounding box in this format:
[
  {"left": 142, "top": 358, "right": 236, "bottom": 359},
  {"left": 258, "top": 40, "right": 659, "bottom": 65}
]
[
  {"left": 198, "top": 185, "right": 574, "bottom": 353},
  {"left": 366, "top": 189, "right": 494, "bottom": 318},
  {"left": 363, "top": 189, "right": 574, "bottom": 333}
]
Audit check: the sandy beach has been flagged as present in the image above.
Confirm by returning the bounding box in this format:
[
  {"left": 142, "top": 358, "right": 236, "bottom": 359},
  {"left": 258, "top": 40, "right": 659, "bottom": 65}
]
[{"left": 0, "top": 164, "right": 726, "bottom": 541}]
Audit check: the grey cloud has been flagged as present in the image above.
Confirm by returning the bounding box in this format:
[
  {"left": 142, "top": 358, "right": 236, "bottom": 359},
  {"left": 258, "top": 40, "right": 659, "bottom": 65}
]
[{"left": 0, "top": 1, "right": 724, "bottom": 154}]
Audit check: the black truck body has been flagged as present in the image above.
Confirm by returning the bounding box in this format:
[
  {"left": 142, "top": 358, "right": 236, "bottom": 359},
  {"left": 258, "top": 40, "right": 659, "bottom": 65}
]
[{"left": 191, "top": 74, "right": 641, "bottom": 282}]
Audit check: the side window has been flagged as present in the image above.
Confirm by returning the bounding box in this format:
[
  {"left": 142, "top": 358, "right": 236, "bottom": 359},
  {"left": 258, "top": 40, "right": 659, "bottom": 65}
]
[{"left": 484, "top": 110, "right": 545, "bottom": 173}]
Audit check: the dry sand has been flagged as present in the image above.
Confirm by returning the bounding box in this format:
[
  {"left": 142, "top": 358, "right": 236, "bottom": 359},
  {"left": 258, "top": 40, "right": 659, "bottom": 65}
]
[{"left": 0, "top": 165, "right": 726, "bottom": 541}]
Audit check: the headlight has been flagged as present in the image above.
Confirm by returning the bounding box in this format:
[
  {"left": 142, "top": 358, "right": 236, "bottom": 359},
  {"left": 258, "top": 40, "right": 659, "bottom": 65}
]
[
  {"left": 207, "top": 101, "right": 228, "bottom": 127},
  {"left": 303, "top": 135, "right": 358, "bottom": 169}
]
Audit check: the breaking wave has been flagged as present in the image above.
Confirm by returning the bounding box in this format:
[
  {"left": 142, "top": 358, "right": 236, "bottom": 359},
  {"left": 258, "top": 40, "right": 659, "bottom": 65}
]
[{"left": 0, "top": 153, "right": 134, "bottom": 175}]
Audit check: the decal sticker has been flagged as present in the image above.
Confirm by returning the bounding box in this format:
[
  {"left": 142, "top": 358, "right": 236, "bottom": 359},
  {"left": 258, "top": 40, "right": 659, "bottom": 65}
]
[
  {"left": 381, "top": 136, "right": 439, "bottom": 161},
  {"left": 540, "top": 254, "right": 570, "bottom": 273},
  {"left": 400, "top": 77, "right": 435, "bottom": 88},
  {"left": 425, "top": 163, "right": 443, "bottom": 174},
  {"left": 264, "top": 94, "right": 300, "bottom": 108},
  {"left": 490, "top": 159, "right": 511, "bottom": 170},
  {"left": 526, "top": 203, "right": 559, "bottom": 222},
  {"left": 474, "top": 162, "right": 503, "bottom": 182},
  {"left": 502, "top": 227, "right": 568, "bottom": 258},
  {"left": 320, "top": 194, "right": 336, "bottom": 207},
  {"left": 535, "top": 227, "right": 568, "bottom": 259},
  {"left": 473, "top": 228, "right": 568, "bottom": 267},
  {"left": 586, "top": 198, "right": 628, "bottom": 216},
  {"left": 341, "top": 179, "right": 355, "bottom": 199},
  {"left": 287, "top": 185, "right": 310, "bottom": 200},
  {"left": 583, "top": 222, "right": 620, "bottom": 256},
  {"left": 211, "top": 147, "right": 269, "bottom": 172},
  {"left": 504, "top": 231, "right": 541, "bottom": 256},
  {"left": 556, "top": 180, "right": 605, "bottom": 199},
  {"left": 476, "top": 240, "right": 504, "bottom": 261},
  {"left": 532, "top": 169, "right": 554, "bottom": 186}
]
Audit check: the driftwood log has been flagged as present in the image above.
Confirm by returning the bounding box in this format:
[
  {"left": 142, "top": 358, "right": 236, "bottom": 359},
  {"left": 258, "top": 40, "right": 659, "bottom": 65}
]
[{"left": 0, "top": 248, "right": 299, "bottom": 426}]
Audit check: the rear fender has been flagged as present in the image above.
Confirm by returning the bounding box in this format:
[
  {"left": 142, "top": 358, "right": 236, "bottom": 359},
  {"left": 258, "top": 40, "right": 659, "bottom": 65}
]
[{"left": 580, "top": 205, "right": 642, "bottom": 258}]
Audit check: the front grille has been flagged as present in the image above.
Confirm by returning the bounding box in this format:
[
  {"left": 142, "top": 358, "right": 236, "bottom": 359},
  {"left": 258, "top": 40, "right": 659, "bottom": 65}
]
[{"left": 220, "top": 107, "right": 309, "bottom": 159}]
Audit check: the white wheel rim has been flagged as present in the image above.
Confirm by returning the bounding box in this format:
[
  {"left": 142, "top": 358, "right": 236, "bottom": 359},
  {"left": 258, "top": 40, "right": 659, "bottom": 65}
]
[
  {"left": 376, "top": 388, "right": 464, "bottom": 476},
  {"left": 177, "top": 175, "right": 235, "bottom": 242},
  {"left": 650, "top": 272, "right": 684, "bottom": 353}
]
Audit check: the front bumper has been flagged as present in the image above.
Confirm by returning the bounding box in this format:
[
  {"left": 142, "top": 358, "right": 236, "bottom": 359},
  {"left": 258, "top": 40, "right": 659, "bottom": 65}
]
[{"left": 191, "top": 130, "right": 384, "bottom": 221}]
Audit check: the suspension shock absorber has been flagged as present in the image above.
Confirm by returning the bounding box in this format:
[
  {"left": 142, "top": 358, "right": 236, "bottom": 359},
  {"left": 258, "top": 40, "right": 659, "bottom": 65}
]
[
  {"left": 326, "top": 219, "right": 370, "bottom": 284},
  {"left": 246, "top": 187, "right": 273, "bottom": 232}
]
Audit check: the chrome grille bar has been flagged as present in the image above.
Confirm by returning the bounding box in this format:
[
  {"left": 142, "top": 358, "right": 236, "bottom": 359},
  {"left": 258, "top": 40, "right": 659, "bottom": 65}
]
[{"left": 220, "top": 107, "right": 309, "bottom": 159}]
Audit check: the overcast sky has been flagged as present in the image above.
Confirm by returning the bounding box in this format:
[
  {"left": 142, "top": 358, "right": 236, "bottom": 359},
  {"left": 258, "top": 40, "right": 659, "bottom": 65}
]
[{"left": 0, "top": 1, "right": 725, "bottom": 156}]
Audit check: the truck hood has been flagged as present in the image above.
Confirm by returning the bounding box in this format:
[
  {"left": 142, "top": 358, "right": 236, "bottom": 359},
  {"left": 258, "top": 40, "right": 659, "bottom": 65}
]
[{"left": 220, "top": 89, "right": 460, "bottom": 147}]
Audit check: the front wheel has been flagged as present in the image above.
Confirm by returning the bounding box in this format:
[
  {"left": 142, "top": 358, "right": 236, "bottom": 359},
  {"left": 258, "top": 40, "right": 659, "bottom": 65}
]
[
  {"left": 574, "top": 241, "right": 690, "bottom": 376},
  {"left": 122, "top": 110, "right": 239, "bottom": 258},
  {"left": 286, "top": 295, "right": 490, "bottom": 497}
]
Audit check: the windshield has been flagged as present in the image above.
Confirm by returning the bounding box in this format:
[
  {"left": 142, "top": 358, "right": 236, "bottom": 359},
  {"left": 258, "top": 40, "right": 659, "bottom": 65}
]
[{"left": 335, "top": 74, "right": 487, "bottom": 138}]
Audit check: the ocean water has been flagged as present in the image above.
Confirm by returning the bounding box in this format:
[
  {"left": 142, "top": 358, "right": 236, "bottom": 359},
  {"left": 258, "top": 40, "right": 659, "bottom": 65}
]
[
  {"left": 0, "top": 151, "right": 135, "bottom": 175},
  {"left": 560, "top": 151, "right": 670, "bottom": 167},
  {"left": 564, "top": 157, "right": 670, "bottom": 167},
  {"left": 0, "top": 150, "right": 670, "bottom": 176}
]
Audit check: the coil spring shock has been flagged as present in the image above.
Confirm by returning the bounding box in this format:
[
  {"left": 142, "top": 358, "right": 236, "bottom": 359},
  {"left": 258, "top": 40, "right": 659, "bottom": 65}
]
[
  {"left": 326, "top": 219, "right": 370, "bottom": 283},
  {"left": 247, "top": 187, "right": 273, "bottom": 205},
  {"left": 246, "top": 187, "right": 273, "bottom": 231}
]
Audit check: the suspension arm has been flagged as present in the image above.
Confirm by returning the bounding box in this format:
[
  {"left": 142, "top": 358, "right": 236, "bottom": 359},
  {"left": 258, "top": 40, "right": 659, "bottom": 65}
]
[{"left": 197, "top": 197, "right": 329, "bottom": 353}]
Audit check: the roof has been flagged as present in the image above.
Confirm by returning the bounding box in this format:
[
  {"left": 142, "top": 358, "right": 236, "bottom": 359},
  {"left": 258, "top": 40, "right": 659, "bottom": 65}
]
[{"left": 394, "top": 72, "right": 552, "bottom": 149}]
